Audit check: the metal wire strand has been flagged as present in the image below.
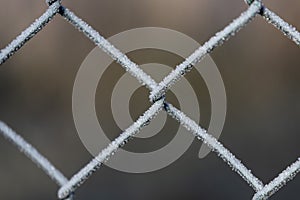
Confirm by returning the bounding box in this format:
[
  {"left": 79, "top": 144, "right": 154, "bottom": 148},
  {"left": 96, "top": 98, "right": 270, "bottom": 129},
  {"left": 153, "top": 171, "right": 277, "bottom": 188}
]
[
  {"left": 0, "top": 121, "right": 68, "bottom": 186},
  {"left": 164, "top": 102, "right": 264, "bottom": 192},
  {"left": 0, "top": 1, "right": 300, "bottom": 199},
  {"left": 59, "top": 6, "right": 158, "bottom": 91},
  {"left": 262, "top": 8, "right": 300, "bottom": 46},
  {"left": 0, "top": 2, "right": 61, "bottom": 65},
  {"left": 252, "top": 158, "right": 300, "bottom": 200},
  {"left": 149, "top": 0, "right": 263, "bottom": 102},
  {"left": 245, "top": 1, "right": 300, "bottom": 46},
  {"left": 58, "top": 99, "right": 164, "bottom": 199}
]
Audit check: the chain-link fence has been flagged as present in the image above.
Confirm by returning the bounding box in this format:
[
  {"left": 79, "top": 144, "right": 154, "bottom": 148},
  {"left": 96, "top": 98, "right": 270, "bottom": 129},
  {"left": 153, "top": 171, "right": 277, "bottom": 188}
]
[{"left": 0, "top": 0, "right": 300, "bottom": 199}]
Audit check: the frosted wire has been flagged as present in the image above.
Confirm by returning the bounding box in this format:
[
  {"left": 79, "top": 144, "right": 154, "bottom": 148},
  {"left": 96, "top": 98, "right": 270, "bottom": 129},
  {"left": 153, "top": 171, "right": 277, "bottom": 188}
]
[
  {"left": 53, "top": 3, "right": 264, "bottom": 195},
  {"left": 262, "top": 8, "right": 300, "bottom": 46},
  {"left": 244, "top": 0, "right": 300, "bottom": 46},
  {"left": 253, "top": 158, "right": 300, "bottom": 200},
  {"left": 60, "top": 7, "right": 158, "bottom": 91},
  {"left": 0, "top": 121, "right": 68, "bottom": 186},
  {"left": 58, "top": 99, "right": 164, "bottom": 199},
  {"left": 164, "top": 103, "right": 264, "bottom": 192},
  {"left": 0, "top": 0, "right": 299, "bottom": 199},
  {"left": 0, "top": 2, "right": 61, "bottom": 65},
  {"left": 149, "top": 1, "right": 262, "bottom": 102}
]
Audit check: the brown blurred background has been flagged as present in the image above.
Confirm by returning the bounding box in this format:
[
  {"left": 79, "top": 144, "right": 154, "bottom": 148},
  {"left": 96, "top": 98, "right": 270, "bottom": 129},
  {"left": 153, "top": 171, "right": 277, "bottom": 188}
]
[{"left": 0, "top": 0, "right": 300, "bottom": 199}]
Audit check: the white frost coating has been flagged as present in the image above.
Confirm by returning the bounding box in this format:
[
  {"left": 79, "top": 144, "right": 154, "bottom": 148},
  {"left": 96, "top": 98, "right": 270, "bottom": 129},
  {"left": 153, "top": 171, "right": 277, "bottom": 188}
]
[
  {"left": 0, "top": 121, "right": 68, "bottom": 186},
  {"left": 262, "top": 8, "right": 300, "bottom": 46},
  {"left": 149, "top": 1, "right": 262, "bottom": 102},
  {"left": 61, "top": 8, "right": 158, "bottom": 91},
  {"left": 0, "top": 2, "right": 60, "bottom": 65},
  {"left": 0, "top": 0, "right": 299, "bottom": 199},
  {"left": 164, "top": 103, "right": 264, "bottom": 192},
  {"left": 58, "top": 99, "right": 164, "bottom": 199},
  {"left": 252, "top": 158, "right": 300, "bottom": 200}
]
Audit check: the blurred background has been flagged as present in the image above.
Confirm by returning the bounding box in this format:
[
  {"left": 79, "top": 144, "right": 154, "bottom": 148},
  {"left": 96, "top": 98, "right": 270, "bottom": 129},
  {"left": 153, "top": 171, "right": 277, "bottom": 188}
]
[{"left": 0, "top": 0, "right": 300, "bottom": 199}]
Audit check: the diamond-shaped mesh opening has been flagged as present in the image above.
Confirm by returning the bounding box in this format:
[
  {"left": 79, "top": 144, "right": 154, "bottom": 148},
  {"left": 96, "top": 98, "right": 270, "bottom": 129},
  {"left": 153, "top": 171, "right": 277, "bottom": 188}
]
[{"left": 0, "top": 0, "right": 300, "bottom": 199}]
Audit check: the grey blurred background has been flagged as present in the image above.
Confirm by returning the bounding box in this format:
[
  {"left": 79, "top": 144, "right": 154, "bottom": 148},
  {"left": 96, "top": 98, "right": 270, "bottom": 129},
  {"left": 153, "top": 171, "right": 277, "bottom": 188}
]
[{"left": 0, "top": 0, "right": 300, "bottom": 199}]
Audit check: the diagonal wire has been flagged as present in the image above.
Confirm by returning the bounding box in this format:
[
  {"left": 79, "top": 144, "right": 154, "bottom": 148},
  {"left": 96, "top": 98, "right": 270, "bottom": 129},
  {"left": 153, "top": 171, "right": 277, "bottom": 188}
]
[
  {"left": 0, "top": 1, "right": 61, "bottom": 65},
  {"left": 58, "top": 99, "right": 164, "bottom": 199},
  {"left": 58, "top": 0, "right": 262, "bottom": 104},
  {"left": 55, "top": 1, "right": 300, "bottom": 197},
  {"left": 149, "top": 0, "right": 262, "bottom": 102},
  {"left": 59, "top": 6, "right": 158, "bottom": 91},
  {"left": 163, "top": 102, "right": 264, "bottom": 192},
  {"left": 252, "top": 158, "right": 300, "bottom": 200},
  {"left": 0, "top": 121, "right": 68, "bottom": 187},
  {"left": 55, "top": 5, "right": 266, "bottom": 193},
  {"left": 261, "top": 8, "right": 300, "bottom": 46},
  {"left": 245, "top": 0, "right": 300, "bottom": 46},
  {"left": 0, "top": 0, "right": 299, "bottom": 199}
]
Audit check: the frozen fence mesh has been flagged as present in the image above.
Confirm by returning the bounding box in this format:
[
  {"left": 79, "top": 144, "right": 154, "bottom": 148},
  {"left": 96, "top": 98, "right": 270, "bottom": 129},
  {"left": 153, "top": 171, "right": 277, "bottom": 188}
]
[{"left": 0, "top": 0, "right": 300, "bottom": 199}]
